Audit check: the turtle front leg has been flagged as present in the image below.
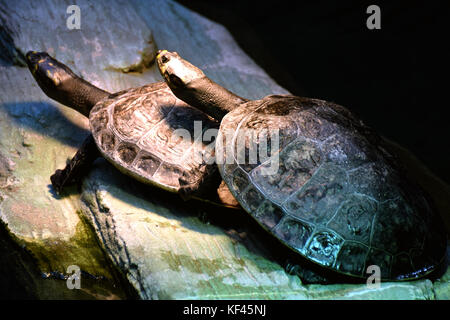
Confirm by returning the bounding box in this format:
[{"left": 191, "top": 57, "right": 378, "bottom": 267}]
[
  {"left": 178, "top": 164, "right": 222, "bottom": 201},
  {"left": 178, "top": 166, "right": 240, "bottom": 209},
  {"left": 284, "top": 260, "right": 331, "bottom": 284},
  {"left": 51, "top": 134, "right": 100, "bottom": 194}
]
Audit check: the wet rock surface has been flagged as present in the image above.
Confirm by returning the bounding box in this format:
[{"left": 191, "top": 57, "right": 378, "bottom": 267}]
[{"left": 0, "top": 0, "right": 448, "bottom": 299}]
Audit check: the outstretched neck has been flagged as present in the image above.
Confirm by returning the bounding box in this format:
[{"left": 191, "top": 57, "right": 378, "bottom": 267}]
[
  {"left": 175, "top": 76, "right": 248, "bottom": 120},
  {"left": 53, "top": 76, "right": 110, "bottom": 117}
]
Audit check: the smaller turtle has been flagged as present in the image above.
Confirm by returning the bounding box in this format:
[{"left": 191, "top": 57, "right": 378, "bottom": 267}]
[
  {"left": 156, "top": 50, "right": 447, "bottom": 282},
  {"left": 25, "top": 51, "right": 238, "bottom": 208}
]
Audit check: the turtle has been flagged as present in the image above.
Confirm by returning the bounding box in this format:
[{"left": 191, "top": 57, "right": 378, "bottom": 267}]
[
  {"left": 25, "top": 51, "right": 238, "bottom": 208},
  {"left": 156, "top": 49, "right": 448, "bottom": 282}
]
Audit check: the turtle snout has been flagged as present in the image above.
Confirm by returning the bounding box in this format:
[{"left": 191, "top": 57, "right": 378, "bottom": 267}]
[
  {"left": 25, "top": 51, "right": 36, "bottom": 65},
  {"left": 26, "top": 51, "right": 41, "bottom": 63},
  {"left": 25, "top": 51, "right": 51, "bottom": 68}
]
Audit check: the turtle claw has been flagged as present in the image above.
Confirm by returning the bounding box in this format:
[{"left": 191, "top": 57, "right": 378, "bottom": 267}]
[
  {"left": 197, "top": 210, "right": 210, "bottom": 224},
  {"left": 178, "top": 184, "right": 194, "bottom": 201},
  {"left": 50, "top": 169, "right": 65, "bottom": 194},
  {"left": 284, "top": 260, "right": 301, "bottom": 276},
  {"left": 284, "top": 259, "right": 332, "bottom": 284}
]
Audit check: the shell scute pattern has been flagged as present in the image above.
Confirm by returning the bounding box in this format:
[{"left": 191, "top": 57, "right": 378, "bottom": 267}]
[
  {"left": 113, "top": 90, "right": 175, "bottom": 143},
  {"left": 152, "top": 162, "right": 184, "bottom": 188},
  {"left": 306, "top": 230, "right": 344, "bottom": 267},
  {"left": 134, "top": 151, "right": 161, "bottom": 178},
  {"left": 297, "top": 110, "right": 338, "bottom": 142},
  {"left": 320, "top": 132, "right": 377, "bottom": 168},
  {"left": 250, "top": 138, "right": 322, "bottom": 205},
  {"left": 273, "top": 216, "right": 313, "bottom": 251},
  {"left": 371, "top": 197, "right": 423, "bottom": 254},
  {"left": 116, "top": 142, "right": 139, "bottom": 165},
  {"left": 283, "top": 162, "right": 349, "bottom": 225},
  {"left": 90, "top": 106, "right": 109, "bottom": 134},
  {"left": 254, "top": 201, "right": 285, "bottom": 230},
  {"left": 241, "top": 186, "right": 265, "bottom": 212},
  {"left": 230, "top": 168, "right": 249, "bottom": 191},
  {"left": 228, "top": 100, "right": 299, "bottom": 173},
  {"left": 98, "top": 129, "right": 117, "bottom": 151},
  {"left": 90, "top": 83, "right": 218, "bottom": 191},
  {"left": 326, "top": 194, "right": 378, "bottom": 244},
  {"left": 347, "top": 162, "right": 399, "bottom": 201},
  {"left": 219, "top": 95, "right": 446, "bottom": 280},
  {"left": 335, "top": 241, "right": 369, "bottom": 276},
  {"left": 366, "top": 248, "right": 393, "bottom": 279}
]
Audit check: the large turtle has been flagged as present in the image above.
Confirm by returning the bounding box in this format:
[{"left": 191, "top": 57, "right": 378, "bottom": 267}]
[
  {"left": 156, "top": 50, "right": 447, "bottom": 282},
  {"left": 25, "top": 51, "right": 238, "bottom": 208}
]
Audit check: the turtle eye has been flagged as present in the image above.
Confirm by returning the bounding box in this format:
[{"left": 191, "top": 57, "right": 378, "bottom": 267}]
[{"left": 161, "top": 55, "right": 169, "bottom": 63}]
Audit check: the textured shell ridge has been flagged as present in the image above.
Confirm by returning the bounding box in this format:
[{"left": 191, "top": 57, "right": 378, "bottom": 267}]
[
  {"left": 90, "top": 83, "right": 218, "bottom": 192},
  {"left": 230, "top": 99, "right": 270, "bottom": 168},
  {"left": 218, "top": 95, "right": 446, "bottom": 280}
]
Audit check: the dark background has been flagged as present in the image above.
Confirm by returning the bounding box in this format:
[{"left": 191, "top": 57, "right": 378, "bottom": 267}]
[{"left": 177, "top": 0, "right": 449, "bottom": 184}]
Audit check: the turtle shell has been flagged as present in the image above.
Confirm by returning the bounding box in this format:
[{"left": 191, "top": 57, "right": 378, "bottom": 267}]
[
  {"left": 89, "top": 82, "right": 218, "bottom": 192},
  {"left": 216, "top": 94, "right": 447, "bottom": 281}
]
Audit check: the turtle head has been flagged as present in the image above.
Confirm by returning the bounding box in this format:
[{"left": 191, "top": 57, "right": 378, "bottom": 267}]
[
  {"left": 156, "top": 50, "right": 205, "bottom": 92},
  {"left": 26, "top": 51, "right": 77, "bottom": 95},
  {"left": 25, "top": 51, "right": 109, "bottom": 117},
  {"left": 156, "top": 49, "right": 247, "bottom": 120}
]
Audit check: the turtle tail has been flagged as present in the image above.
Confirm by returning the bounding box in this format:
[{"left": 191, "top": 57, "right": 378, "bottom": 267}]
[{"left": 26, "top": 51, "right": 110, "bottom": 117}]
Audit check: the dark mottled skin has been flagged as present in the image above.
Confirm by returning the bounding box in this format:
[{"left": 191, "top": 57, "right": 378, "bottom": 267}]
[
  {"left": 26, "top": 51, "right": 110, "bottom": 191},
  {"left": 26, "top": 51, "right": 109, "bottom": 117},
  {"left": 50, "top": 134, "right": 99, "bottom": 193},
  {"left": 169, "top": 77, "right": 248, "bottom": 120}
]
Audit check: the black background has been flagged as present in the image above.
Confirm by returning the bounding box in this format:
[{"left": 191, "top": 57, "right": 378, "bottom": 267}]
[{"left": 177, "top": 0, "right": 449, "bottom": 184}]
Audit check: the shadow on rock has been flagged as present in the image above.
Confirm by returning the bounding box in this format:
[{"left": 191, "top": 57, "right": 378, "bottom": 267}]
[
  {"left": 80, "top": 158, "right": 367, "bottom": 284},
  {"left": 0, "top": 25, "right": 26, "bottom": 67},
  {"left": 0, "top": 101, "right": 90, "bottom": 148},
  {"left": 47, "top": 183, "right": 81, "bottom": 199}
]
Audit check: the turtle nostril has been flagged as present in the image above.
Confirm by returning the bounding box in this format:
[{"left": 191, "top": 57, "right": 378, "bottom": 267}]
[
  {"left": 26, "top": 51, "right": 33, "bottom": 61},
  {"left": 26, "top": 51, "right": 41, "bottom": 63}
]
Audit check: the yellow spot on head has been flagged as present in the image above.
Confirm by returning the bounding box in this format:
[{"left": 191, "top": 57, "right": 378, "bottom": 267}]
[
  {"left": 47, "top": 70, "right": 61, "bottom": 86},
  {"left": 157, "top": 50, "right": 168, "bottom": 60},
  {"left": 48, "top": 62, "right": 54, "bottom": 66},
  {"left": 38, "top": 59, "right": 45, "bottom": 64}
]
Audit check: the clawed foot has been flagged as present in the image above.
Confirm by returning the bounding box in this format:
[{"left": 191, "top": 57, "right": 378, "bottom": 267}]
[
  {"left": 284, "top": 259, "right": 331, "bottom": 284},
  {"left": 178, "top": 184, "right": 195, "bottom": 201},
  {"left": 285, "top": 260, "right": 302, "bottom": 276},
  {"left": 50, "top": 169, "right": 67, "bottom": 194},
  {"left": 197, "top": 210, "right": 210, "bottom": 224}
]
